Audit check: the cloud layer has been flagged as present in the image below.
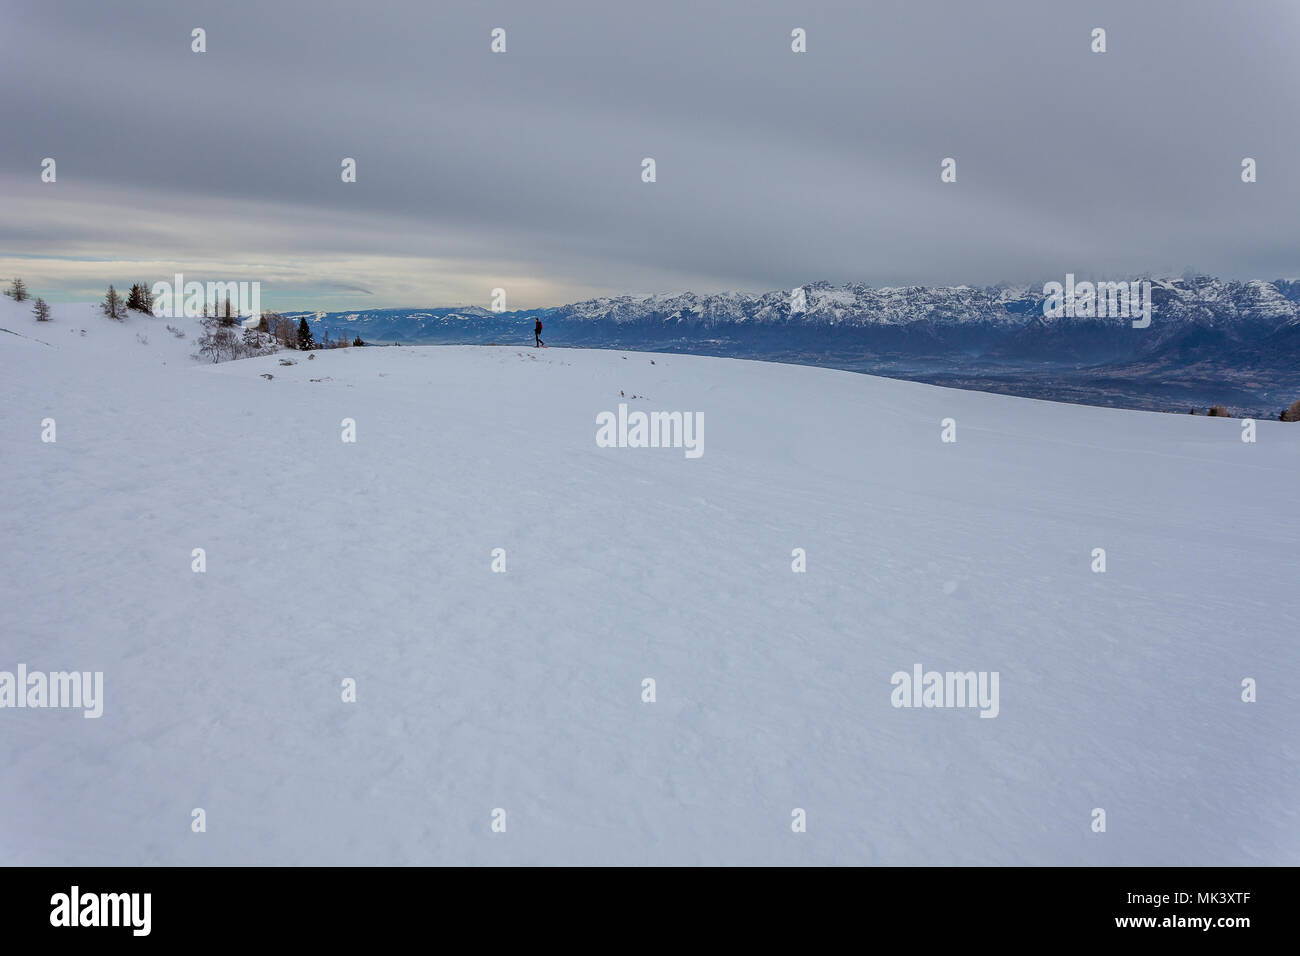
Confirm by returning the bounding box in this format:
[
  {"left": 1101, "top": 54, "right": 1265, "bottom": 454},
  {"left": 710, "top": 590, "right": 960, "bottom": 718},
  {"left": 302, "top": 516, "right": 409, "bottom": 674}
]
[{"left": 3, "top": 0, "right": 1298, "bottom": 308}]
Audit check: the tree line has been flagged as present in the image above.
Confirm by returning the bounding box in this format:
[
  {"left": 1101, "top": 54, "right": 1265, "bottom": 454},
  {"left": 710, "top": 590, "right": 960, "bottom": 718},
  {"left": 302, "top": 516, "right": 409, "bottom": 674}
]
[
  {"left": 6, "top": 276, "right": 365, "bottom": 361},
  {"left": 197, "top": 311, "right": 363, "bottom": 363}
]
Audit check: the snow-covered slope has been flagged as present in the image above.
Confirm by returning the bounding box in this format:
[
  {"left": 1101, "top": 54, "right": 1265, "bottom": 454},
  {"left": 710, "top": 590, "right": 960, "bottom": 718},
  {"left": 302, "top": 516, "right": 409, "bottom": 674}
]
[{"left": 2, "top": 299, "right": 1297, "bottom": 865}]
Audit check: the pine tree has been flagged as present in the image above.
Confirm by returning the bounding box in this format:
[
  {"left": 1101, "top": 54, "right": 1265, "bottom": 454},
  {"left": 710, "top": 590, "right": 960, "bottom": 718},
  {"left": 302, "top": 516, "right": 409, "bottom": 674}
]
[
  {"left": 352, "top": 335, "right": 364, "bottom": 347},
  {"left": 33, "top": 297, "right": 51, "bottom": 322},
  {"left": 102, "top": 285, "right": 124, "bottom": 319},
  {"left": 125, "top": 282, "right": 152, "bottom": 312},
  {"left": 297, "top": 316, "right": 315, "bottom": 350},
  {"left": 8, "top": 277, "right": 29, "bottom": 301}
]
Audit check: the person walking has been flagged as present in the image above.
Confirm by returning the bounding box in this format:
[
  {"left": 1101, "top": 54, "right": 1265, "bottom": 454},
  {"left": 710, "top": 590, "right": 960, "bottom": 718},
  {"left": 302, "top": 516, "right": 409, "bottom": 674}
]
[{"left": 534, "top": 317, "right": 545, "bottom": 348}]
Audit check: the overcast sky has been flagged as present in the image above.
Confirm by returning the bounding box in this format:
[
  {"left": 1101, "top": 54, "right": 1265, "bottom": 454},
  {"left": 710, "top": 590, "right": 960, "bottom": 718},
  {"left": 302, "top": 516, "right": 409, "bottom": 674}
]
[{"left": 2, "top": 0, "right": 1298, "bottom": 310}]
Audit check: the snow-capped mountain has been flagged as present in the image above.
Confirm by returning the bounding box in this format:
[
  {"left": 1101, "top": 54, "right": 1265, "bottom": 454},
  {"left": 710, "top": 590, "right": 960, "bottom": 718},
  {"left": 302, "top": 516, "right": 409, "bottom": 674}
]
[
  {"left": 285, "top": 277, "right": 1300, "bottom": 415},
  {"left": 294, "top": 275, "right": 1300, "bottom": 344},
  {"left": 531, "top": 276, "right": 1300, "bottom": 330},
  {"left": 557, "top": 281, "right": 1041, "bottom": 328}
]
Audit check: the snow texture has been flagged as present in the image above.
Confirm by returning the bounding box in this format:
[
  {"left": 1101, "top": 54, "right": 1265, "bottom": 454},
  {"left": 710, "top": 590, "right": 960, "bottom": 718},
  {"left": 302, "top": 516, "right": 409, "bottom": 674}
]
[{"left": 1, "top": 299, "right": 1297, "bottom": 865}]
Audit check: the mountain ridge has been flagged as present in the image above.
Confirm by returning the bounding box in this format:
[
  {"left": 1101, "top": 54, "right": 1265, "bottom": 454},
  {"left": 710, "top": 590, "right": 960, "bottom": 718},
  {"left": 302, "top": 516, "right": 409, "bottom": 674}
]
[{"left": 282, "top": 276, "right": 1300, "bottom": 371}]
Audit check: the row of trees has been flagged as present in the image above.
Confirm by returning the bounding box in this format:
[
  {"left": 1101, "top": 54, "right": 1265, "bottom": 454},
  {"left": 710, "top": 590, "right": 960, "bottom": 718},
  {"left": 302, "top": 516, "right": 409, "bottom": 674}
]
[
  {"left": 13, "top": 277, "right": 184, "bottom": 321},
  {"left": 258, "top": 312, "right": 313, "bottom": 350},
  {"left": 1191, "top": 403, "right": 1300, "bottom": 421},
  {"left": 11, "top": 278, "right": 363, "bottom": 360},
  {"left": 203, "top": 295, "right": 247, "bottom": 326},
  {"left": 101, "top": 283, "right": 154, "bottom": 319},
  {"left": 258, "top": 312, "right": 363, "bottom": 351},
  {"left": 194, "top": 313, "right": 363, "bottom": 363},
  {"left": 195, "top": 317, "right": 277, "bottom": 363},
  {"left": 103, "top": 283, "right": 254, "bottom": 323}
]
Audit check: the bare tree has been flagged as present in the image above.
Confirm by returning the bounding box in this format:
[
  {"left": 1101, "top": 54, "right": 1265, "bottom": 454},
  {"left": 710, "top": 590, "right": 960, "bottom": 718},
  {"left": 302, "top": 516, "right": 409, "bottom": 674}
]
[
  {"left": 7, "top": 277, "right": 29, "bottom": 301},
  {"left": 196, "top": 316, "right": 277, "bottom": 363},
  {"left": 275, "top": 314, "right": 296, "bottom": 348},
  {"left": 32, "top": 297, "right": 51, "bottom": 321}
]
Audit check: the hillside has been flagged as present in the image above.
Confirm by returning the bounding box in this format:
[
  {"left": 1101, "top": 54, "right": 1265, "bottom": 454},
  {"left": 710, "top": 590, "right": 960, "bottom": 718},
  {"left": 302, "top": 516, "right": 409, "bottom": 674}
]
[{"left": 1, "top": 299, "right": 1297, "bottom": 865}]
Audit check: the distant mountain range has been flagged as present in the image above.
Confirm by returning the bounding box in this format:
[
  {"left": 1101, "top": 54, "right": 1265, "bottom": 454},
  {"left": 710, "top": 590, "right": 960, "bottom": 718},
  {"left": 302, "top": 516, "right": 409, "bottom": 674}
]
[{"left": 285, "top": 276, "right": 1300, "bottom": 414}]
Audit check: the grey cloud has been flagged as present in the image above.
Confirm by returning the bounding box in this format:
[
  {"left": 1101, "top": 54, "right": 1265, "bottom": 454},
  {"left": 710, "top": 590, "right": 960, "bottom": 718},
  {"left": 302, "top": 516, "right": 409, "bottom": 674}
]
[{"left": 3, "top": 0, "right": 1298, "bottom": 308}]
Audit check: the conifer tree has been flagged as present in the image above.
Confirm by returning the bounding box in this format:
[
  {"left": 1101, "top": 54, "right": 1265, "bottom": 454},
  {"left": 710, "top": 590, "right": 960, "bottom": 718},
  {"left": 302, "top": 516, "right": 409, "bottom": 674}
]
[
  {"left": 102, "top": 285, "right": 124, "bottom": 319},
  {"left": 125, "top": 282, "right": 152, "bottom": 312}
]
